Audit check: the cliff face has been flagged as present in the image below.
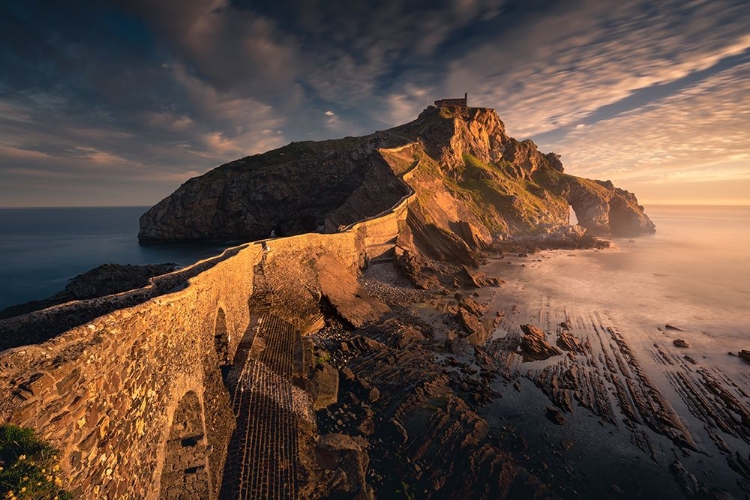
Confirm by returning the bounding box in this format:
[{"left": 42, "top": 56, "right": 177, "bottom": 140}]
[
  {"left": 139, "top": 106, "right": 654, "bottom": 245},
  {"left": 139, "top": 136, "right": 410, "bottom": 242}
]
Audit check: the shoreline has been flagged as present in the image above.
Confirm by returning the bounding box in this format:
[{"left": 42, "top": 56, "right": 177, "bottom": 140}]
[
  {"left": 464, "top": 245, "right": 750, "bottom": 496},
  {"left": 2, "top": 206, "right": 748, "bottom": 498},
  {"left": 315, "top": 240, "right": 750, "bottom": 498}
]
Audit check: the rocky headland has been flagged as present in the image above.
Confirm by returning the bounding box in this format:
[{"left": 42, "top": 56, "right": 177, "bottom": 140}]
[
  {"left": 139, "top": 106, "right": 654, "bottom": 248},
  {"left": 8, "top": 105, "right": 723, "bottom": 500},
  {"left": 0, "top": 263, "right": 178, "bottom": 320},
  {"left": 135, "top": 105, "right": 684, "bottom": 499}
]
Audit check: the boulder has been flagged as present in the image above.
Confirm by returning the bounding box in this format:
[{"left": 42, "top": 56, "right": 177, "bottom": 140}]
[
  {"left": 368, "top": 387, "right": 380, "bottom": 403},
  {"left": 456, "top": 309, "right": 483, "bottom": 337},
  {"left": 316, "top": 433, "right": 373, "bottom": 498},
  {"left": 557, "top": 329, "right": 582, "bottom": 353},
  {"left": 309, "top": 362, "right": 339, "bottom": 410},
  {"left": 459, "top": 297, "right": 487, "bottom": 317},
  {"left": 545, "top": 406, "right": 566, "bottom": 425},
  {"left": 461, "top": 265, "right": 503, "bottom": 288},
  {"left": 519, "top": 324, "right": 561, "bottom": 361},
  {"left": 340, "top": 367, "right": 356, "bottom": 382}
]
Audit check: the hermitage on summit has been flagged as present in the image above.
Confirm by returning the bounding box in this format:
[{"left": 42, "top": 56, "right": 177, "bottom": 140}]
[{"left": 434, "top": 93, "right": 468, "bottom": 108}]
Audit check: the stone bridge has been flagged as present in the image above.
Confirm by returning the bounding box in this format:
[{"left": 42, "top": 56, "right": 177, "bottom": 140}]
[{"left": 0, "top": 152, "right": 418, "bottom": 499}]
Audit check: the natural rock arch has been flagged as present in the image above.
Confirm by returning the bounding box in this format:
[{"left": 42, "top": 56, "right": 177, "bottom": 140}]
[{"left": 159, "top": 391, "right": 212, "bottom": 499}]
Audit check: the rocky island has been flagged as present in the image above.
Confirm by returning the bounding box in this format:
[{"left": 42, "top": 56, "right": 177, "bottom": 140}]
[
  {"left": 5, "top": 105, "right": 746, "bottom": 500},
  {"left": 139, "top": 105, "right": 654, "bottom": 246}
]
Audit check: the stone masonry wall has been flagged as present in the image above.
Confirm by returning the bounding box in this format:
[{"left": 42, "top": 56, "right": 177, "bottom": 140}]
[
  {"left": 0, "top": 243, "right": 261, "bottom": 498},
  {"left": 0, "top": 159, "right": 416, "bottom": 499}
]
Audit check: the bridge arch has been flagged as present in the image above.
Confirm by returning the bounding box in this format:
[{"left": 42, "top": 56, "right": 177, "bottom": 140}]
[
  {"left": 214, "top": 307, "right": 230, "bottom": 367},
  {"left": 159, "top": 390, "right": 212, "bottom": 499}
]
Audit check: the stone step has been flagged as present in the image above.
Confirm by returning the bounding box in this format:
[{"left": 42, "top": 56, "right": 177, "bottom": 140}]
[{"left": 220, "top": 313, "right": 301, "bottom": 500}]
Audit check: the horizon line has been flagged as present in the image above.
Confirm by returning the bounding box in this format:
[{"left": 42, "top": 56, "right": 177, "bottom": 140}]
[{"left": 1, "top": 202, "right": 750, "bottom": 210}]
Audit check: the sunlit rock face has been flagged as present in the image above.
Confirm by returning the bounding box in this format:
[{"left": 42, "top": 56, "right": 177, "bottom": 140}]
[
  {"left": 534, "top": 174, "right": 657, "bottom": 236},
  {"left": 139, "top": 105, "right": 654, "bottom": 244}
]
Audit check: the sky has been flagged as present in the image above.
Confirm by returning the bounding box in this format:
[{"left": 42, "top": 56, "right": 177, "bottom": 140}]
[{"left": 1, "top": 0, "right": 749, "bottom": 207}]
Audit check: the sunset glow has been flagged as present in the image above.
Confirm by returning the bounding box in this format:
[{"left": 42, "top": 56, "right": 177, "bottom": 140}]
[{"left": 1, "top": 0, "right": 748, "bottom": 206}]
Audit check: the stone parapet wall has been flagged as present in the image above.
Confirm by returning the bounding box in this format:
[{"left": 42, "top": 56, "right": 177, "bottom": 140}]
[
  {"left": 0, "top": 242, "right": 261, "bottom": 498},
  {"left": 0, "top": 162, "right": 416, "bottom": 498},
  {"left": 0, "top": 244, "right": 251, "bottom": 351}
]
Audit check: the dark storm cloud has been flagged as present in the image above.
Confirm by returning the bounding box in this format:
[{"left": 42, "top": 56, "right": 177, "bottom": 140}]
[{"left": 0, "top": 0, "right": 749, "bottom": 206}]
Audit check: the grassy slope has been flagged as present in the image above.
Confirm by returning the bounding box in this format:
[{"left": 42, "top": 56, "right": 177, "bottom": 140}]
[{"left": 454, "top": 153, "right": 568, "bottom": 235}]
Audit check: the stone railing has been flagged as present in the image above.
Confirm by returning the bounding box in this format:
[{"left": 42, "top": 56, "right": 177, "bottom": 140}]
[{"left": 0, "top": 144, "right": 423, "bottom": 499}]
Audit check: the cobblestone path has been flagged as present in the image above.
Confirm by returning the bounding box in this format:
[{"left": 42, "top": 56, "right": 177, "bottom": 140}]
[{"left": 220, "top": 314, "right": 301, "bottom": 499}]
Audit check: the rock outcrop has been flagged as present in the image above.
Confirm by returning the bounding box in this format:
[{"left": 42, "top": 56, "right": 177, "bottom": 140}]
[
  {"left": 316, "top": 255, "right": 389, "bottom": 328},
  {"left": 139, "top": 139, "right": 410, "bottom": 242},
  {"left": 532, "top": 171, "right": 655, "bottom": 236},
  {"left": 0, "top": 263, "right": 178, "bottom": 320},
  {"left": 140, "top": 105, "right": 655, "bottom": 250},
  {"left": 315, "top": 433, "right": 374, "bottom": 499},
  {"left": 519, "top": 324, "right": 561, "bottom": 361}
]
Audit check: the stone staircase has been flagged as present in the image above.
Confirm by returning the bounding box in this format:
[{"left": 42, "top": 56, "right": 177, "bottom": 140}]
[{"left": 220, "top": 248, "right": 304, "bottom": 500}]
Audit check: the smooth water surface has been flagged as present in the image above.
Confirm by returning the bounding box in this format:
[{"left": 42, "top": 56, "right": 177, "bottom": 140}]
[
  {"left": 0, "top": 207, "right": 228, "bottom": 310},
  {"left": 493, "top": 205, "right": 750, "bottom": 340}
]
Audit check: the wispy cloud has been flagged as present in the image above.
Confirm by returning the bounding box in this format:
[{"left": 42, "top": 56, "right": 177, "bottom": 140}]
[
  {"left": 546, "top": 61, "right": 750, "bottom": 189},
  {"left": 0, "top": 0, "right": 748, "bottom": 205},
  {"left": 447, "top": 0, "right": 750, "bottom": 137}
]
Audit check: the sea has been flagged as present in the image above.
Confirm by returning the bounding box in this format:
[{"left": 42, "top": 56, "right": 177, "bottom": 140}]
[
  {"left": 492, "top": 204, "right": 750, "bottom": 342},
  {"left": 0, "top": 205, "right": 748, "bottom": 324},
  {"left": 0, "top": 207, "right": 227, "bottom": 311},
  {"left": 472, "top": 204, "right": 750, "bottom": 498}
]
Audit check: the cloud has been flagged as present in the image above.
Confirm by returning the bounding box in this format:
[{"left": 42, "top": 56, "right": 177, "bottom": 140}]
[
  {"left": 121, "top": 0, "right": 299, "bottom": 98},
  {"left": 0, "top": 144, "right": 52, "bottom": 161},
  {"left": 74, "top": 147, "right": 129, "bottom": 166},
  {"left": 144, "top": 112, "right": 194, "bottom": 132},
  {"left": 166, "top": 63, "right": 287, "bottom": 155},
  {"left": 543, "top": 61, "right": 750, "bottom": 190},
  {"left": 1, "top": 0, "right": 749, "bottom": 206},
  {"left": 446, "top": 0, "right": 750, "bottom": 137},
  {"left": 0, "top": 80, "right": 285, "bottom": 207}
]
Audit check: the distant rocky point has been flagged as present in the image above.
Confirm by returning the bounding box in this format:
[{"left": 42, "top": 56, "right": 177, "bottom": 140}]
[
  {"left": 139, "top": 106, "right": 655, "bottom": 246},
  {"left": 0, "top": 263, "right": 178, "bottom": 319}
]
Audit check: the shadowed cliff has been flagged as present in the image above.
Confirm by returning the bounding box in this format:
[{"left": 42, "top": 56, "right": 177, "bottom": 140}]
[{"left": 139, "top": 106, "right": 655, "bottom": 246}]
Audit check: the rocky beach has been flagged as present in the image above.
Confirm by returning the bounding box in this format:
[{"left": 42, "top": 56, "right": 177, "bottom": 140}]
[
  {"left": 3, "top": 107, "right": 746, "bottom": 499},
  {"left": 308, "top": 230, "right": 750, "bottom": 499}
]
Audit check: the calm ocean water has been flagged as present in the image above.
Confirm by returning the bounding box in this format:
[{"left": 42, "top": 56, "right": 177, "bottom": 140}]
[
  {"left": 0, "top": 207, "right": 227, "bottom": 310},
  {"left": 494, "top": 204, "right": 750, "bottom": 341},
  {"left": 0, "top": 205, "right": 748, "bottom": 323}
]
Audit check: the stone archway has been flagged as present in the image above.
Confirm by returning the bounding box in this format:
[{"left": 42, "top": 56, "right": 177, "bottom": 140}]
[
  {"left": 568, "top": 205, "right": 579, "bottom": 225},
  {"left": 159, "top": 391, "right": 211, "bottom": 499},
  {"left": 214, "top": 308, "right": 230, "bottom": 366}
]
